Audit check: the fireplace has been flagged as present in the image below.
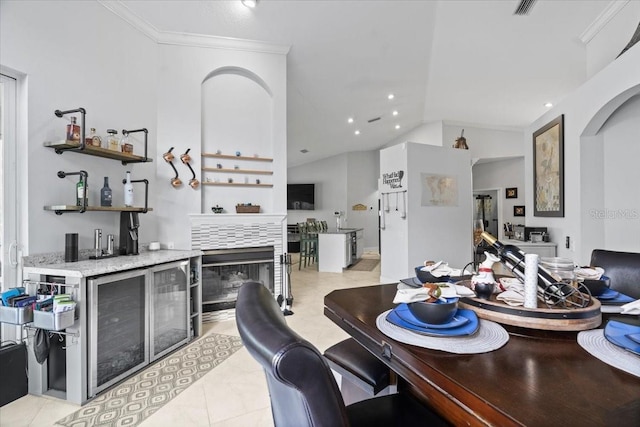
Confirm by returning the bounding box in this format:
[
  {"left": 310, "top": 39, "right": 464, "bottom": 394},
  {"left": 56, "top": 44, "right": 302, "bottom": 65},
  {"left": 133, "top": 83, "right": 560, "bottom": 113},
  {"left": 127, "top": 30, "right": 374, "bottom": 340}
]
[{"left": 201, "top": 247, "right": 274, "bottom": 312}]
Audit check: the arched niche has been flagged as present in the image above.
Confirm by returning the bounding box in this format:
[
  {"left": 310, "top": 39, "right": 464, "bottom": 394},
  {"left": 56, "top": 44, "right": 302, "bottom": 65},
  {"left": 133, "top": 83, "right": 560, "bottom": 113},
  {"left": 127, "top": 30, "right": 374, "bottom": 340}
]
[
  {"left": 579, "top": 84, "right": 640, "bottom": 254},
  {"left": 201, "top": 67, "right": 274, "bottom": 213}
]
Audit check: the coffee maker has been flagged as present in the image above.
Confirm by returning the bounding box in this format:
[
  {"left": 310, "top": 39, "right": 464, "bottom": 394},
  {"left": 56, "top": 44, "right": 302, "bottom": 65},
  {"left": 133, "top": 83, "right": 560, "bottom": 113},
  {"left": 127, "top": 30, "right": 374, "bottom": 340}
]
[{"left": 119, "top": 212, "right": 139, "bottom": 255}]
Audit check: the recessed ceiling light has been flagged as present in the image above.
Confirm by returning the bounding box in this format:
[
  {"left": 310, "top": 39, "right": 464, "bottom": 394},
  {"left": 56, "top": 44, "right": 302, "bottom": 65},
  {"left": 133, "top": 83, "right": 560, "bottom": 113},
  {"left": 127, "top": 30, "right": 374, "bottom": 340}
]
[
  {"left": 395, "top": 124, "right": 400, "bottom": 130},
  {"left": 387, "top": 94, "right": 395, "bottom": 100},
  {"left": 347, "top": 117, "right": 354, "bottom": 124},
  {"left": 241, "top": 0, "right": 258, "bottom": 8},
  {"left": 392, "top": 110, "right": 398, "bottom": 116},
  {"left": 355, "top": 130, "right": 360, "bottom": 135},
  {"left": 544, "top": 102, "right": 553, "bottom": 108}
]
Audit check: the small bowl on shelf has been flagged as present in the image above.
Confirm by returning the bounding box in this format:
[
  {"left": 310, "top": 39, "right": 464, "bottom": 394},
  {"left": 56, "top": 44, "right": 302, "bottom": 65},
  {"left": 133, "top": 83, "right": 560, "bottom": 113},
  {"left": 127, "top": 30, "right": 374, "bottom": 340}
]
[{"left": 408, "top": 297, "right": 459, "bottom": 325}]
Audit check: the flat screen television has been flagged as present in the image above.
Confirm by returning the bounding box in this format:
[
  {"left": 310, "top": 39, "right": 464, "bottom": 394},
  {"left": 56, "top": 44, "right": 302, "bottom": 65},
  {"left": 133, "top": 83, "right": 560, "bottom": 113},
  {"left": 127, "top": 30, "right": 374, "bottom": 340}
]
[{"left": 287, "top": 184, "right": 315, "bottom": 210}]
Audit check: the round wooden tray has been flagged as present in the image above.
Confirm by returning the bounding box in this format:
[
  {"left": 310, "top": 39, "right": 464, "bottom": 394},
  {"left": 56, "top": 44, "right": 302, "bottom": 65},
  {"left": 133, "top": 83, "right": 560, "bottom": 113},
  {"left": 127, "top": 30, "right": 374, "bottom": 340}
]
[{"left": 458, "top": 282, "right": 602, "bottom": 331}]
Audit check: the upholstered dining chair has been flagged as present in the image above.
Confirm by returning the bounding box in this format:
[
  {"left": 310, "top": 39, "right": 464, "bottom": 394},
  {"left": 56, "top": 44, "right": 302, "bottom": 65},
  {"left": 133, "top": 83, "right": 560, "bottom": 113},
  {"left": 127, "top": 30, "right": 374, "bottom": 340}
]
[
  {"left": 236, "top": 281, "right": 449, "bottom": 427},
  {"left": 590, "top": 249, "right": 640, "bottom": 299}
]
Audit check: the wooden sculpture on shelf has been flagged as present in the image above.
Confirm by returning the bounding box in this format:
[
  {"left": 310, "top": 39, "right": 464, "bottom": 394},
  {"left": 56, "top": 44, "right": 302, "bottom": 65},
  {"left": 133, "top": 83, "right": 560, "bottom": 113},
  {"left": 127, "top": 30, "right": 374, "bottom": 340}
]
[{"left": 453, "top": 129, "right": 469, "bottom": 150}]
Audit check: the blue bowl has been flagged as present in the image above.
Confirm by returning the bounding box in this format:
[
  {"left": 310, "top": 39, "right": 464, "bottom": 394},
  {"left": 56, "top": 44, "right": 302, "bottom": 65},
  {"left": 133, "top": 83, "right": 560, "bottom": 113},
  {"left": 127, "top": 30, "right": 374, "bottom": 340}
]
[
  {"left": 415, "top": 266, "right": 449, "bottom": 283},
  {"left": 407, "top": 297, "right": 458, "bottom": 325},
  {"left": 582, "top": 275, "right": 610, "bottom": 296}
]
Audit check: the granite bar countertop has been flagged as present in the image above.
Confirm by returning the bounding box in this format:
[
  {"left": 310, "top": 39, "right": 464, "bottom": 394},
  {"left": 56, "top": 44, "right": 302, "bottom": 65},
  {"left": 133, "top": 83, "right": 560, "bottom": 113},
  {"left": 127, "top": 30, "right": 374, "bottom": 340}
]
[{"left": 23, "top": 249, "right": 202, "bottom": 278}]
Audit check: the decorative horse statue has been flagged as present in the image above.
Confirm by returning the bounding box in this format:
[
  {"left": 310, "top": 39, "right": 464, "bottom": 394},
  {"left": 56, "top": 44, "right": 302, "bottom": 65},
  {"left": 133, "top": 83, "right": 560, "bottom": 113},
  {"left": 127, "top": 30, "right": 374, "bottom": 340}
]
[{"left": 471, "top": 252, "right": 501, "bottom": 299}]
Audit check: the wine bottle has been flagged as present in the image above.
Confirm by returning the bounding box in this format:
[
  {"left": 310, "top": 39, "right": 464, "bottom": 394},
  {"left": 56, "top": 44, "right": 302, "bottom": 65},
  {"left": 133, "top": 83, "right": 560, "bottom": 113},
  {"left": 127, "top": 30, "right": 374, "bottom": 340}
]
[
  {"left": 100, "top": 176, "right": 112, "bottom": 207},
  {"left": 124, "top": 171, "right": 134, "bottom": 207},
  {"left": 480, "top": 231, "right": 575, "bottom": 305},
  {"left": 76, "top": 176, "right": 87, "bottom": 206}
]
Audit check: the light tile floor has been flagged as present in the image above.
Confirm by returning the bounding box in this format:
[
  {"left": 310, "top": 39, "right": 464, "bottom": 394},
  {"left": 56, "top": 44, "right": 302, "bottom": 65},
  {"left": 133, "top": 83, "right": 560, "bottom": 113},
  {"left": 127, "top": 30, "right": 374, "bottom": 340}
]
[{"left": 0, "top": 253, "right": 382, "bottom": 427}]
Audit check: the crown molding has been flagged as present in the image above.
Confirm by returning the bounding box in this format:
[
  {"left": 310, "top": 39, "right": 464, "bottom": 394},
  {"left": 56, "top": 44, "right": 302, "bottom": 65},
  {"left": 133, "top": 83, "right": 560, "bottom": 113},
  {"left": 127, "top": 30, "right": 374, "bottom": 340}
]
[
  {"left": 97, "top": 0, "right": 290, "bottom": 55},
  {"left": 579, "top": 0, "right": 629, "bottom": 44}
]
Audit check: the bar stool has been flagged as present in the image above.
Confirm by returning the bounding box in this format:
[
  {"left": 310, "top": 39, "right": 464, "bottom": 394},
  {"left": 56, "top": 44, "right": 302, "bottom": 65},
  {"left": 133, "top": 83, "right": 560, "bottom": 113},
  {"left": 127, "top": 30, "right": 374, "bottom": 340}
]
[
  {"left": 298, "top": 222, "right": 318, "bottom": 269},
  {"left": 324, "top": 338, "right": 393, "bottom": 405}
]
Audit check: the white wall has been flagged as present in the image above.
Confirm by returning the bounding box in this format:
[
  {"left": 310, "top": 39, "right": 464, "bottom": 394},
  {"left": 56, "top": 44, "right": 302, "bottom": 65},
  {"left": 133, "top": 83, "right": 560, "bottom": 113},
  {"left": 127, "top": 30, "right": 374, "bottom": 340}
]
[
  {"left": 0, "top": 0, "right": 159, "bottom": 254},
  {"left": 586, "top": 1, "right": 640, "bottom": 79},
  {"left": 525, "top": 43, "right": 640, "bottom": 264},
  {"left": 346, "top": 151, "right": 380, "bottom": 251}
]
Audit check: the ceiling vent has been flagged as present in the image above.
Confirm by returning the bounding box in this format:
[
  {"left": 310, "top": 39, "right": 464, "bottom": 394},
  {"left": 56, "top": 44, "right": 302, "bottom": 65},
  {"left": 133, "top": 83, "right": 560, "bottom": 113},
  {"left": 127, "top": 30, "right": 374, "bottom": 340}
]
[
  {"left": 300, "top": 149, "right": 309, "bottom": 153},
  {"left": 514, "top": 0, "right": 537, "bottom": 15},
  {"left": 367, "top": 117, "right": 381, "bottom": 123}
]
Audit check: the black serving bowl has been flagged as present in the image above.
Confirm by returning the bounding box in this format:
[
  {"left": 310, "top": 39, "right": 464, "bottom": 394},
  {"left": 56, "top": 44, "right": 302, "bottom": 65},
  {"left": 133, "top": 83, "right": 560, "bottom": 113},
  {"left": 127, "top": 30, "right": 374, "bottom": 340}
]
[
  {"left": 408, "top": 297, "right": 458, "bottom": 325},
  {"left": 415, "top": 266, "right": 449, "bottom": 283},
  {"left": 581, "top": 275, "right": 610, "bottom": 296}
]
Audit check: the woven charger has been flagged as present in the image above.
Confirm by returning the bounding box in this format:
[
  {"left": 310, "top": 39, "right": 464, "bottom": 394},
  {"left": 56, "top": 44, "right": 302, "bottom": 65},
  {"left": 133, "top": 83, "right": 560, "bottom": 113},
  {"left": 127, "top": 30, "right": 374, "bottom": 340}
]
[
  {"left": 376, "top": 310, "right": 509, "bottom": 354},
  {"left": 577, "top": 329, "right": 640, "bottom": 378}
]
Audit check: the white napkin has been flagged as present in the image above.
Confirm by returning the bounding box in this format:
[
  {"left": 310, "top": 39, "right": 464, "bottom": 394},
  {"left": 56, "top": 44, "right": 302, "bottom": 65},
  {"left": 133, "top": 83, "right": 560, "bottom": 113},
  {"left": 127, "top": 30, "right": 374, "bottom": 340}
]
[
  {"left": 496, "top": 279, "right": 526, "bottom": 306},
  {"left": 574, "top": 267, "right": 604, "bottom": 280},
  {"left": 393, "top": 284, "right": 470, "bottom": 304},
  {"left": 620, "top": 299, "right": 640, "bottom": 315},
  {"left": 419, "top": 262, "right": 468, "bottom": 277}
]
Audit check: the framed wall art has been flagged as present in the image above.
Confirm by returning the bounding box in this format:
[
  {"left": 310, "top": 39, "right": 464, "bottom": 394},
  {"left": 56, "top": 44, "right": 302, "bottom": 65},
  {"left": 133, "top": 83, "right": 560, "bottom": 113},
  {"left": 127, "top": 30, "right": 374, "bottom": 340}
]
[
  {"left": 514, "top": 205, "right": 525, "bottom": 217},
  {"left": 506, "top": 187, "right": 518, "bottom": 199},
  {"left": 533, "top": 115, "right": 564, "bottom": 217}
]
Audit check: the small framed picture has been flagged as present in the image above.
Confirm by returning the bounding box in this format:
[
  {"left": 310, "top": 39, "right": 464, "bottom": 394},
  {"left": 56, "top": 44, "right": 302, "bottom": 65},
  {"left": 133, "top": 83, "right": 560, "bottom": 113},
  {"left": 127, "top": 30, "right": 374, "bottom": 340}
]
[
  {"left": 506, "top": 187, "right": 518, "bottom": 199},
  {"left": 514, "top": 205, "right": 525, "bottom": 217}
]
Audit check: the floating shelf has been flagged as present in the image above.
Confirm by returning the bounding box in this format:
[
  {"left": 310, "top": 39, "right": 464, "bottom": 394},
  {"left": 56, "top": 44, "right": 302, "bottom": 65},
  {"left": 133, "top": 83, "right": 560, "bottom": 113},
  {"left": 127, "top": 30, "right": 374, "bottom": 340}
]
[
  {"left": 44, "top": 140, "right": 152, "bottom": 164},
  {"left": 201, "top": 153, "right": 273, "bottom": 162},
  {"left": 202, "top": 167, "right": 273, "bottom": 175},
  {"left": 201, "top": 182, "right": 273, "bottom": 188},
  {"left": 44, "top": 205, "right": 153, "bottom": 214}
]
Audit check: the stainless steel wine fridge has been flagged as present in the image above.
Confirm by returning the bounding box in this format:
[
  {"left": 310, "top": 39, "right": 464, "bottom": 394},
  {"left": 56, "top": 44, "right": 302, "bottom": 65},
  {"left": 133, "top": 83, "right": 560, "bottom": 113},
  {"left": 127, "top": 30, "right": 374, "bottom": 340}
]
[{"left": 87, "top": 260, "right": 189, "bottom": 397}]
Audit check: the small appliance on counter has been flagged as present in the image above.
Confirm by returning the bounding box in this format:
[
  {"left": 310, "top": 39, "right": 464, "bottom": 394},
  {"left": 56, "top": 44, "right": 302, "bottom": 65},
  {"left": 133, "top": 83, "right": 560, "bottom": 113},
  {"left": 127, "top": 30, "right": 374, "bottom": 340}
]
[
  {"left": 513, "top": 226, "right": 547, "bottom": 242},
  {"left": 119, "top": 212, "right": 139, "bottom": 255}
]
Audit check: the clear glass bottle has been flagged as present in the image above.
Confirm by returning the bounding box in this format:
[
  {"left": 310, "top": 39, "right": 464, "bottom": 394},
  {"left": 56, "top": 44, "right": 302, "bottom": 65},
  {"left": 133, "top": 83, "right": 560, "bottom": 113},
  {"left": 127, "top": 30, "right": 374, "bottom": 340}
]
[
  {"left": 107, "top": 129, "right": 119, "bottom": 151},
  {"left": 67, "top": 116, "right": 81, "bottom": 142},
  {"left": 88, "top": 127, "right": 102, "bottom": 147},
  {"left": 120, "top": 133, "right": 133, "bottom": 154},
  {"left": 124, "top": 171, "right": 134, "bottom": 207},
  {"left": 100, "top": 176, "right": 112, "bottom": 207}
]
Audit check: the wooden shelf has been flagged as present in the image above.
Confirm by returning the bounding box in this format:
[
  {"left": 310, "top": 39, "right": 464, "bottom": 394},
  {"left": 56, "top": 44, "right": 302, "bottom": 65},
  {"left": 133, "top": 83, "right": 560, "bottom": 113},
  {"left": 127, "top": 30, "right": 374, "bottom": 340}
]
[
  {"left": 201, "top": 182, "right": 273, "bottom": 188},
  {"left": 44, "top": 140, "right": 151, "bottom": 164},
  {"left": 202, "top": 167, "right": 273, "bottom": 175},
  {"left": 44, "top": 205, "right": 153, "bottom": 214},
  {"left": 201, "top": 153, "right": 273, "bottom": 162}
]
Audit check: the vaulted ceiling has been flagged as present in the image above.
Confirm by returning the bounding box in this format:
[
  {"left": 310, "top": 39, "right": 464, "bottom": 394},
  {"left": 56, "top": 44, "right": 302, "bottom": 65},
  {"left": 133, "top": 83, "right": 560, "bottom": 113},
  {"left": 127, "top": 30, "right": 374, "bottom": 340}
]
[{"left": 120, "top": 0, "right": 619, "bottom": 167}]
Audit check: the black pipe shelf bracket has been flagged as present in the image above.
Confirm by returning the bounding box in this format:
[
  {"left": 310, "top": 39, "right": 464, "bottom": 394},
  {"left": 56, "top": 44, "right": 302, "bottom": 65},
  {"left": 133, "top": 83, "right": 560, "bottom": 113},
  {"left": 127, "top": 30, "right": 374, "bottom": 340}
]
[
  {"left": 54, "top": 107, "right": 87, "bottom": 154},
  {"left": 121, "top": 128, "right": 149, "bottom": 165},
  {"left": 121, "top": 177, "right": 150, "bottom": 213},
  {"left": 56, "top": 170, "right": 88, "bottom": 214}
]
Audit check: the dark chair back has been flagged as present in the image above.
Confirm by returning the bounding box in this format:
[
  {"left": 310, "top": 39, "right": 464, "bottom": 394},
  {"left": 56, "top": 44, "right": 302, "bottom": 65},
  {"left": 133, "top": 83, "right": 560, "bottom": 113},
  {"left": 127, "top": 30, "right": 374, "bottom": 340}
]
[
  {"left": 236, "top": 282, "right": 350, "bottom": 427},
  {"left": 591, "top": 249, "right": 640, "bottom": 299}
]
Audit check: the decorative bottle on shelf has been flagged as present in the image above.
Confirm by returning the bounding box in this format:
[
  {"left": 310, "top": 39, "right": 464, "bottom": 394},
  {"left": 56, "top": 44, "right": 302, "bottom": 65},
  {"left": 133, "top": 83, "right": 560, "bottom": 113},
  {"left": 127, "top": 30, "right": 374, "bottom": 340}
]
[
  {"left": 107, "top": 129, "right": 119, "bottom": 151},
  {"left": 124, "top": 171, "right": 134, "bottom": 207},
  {"left": 76, "top": 176, "right": 87, "bottom": 206},
  {"left": 100, "top": 177, "right": 112, "bottom": 207},
  {"left": 480, "top": 231, "right": 588, "bottom": 308},
  {"left": 88, "top": 127, "right": 102, "bottom": 147},
  {"left": 67, "top": 116, "right": 81, "bottom": 142}
]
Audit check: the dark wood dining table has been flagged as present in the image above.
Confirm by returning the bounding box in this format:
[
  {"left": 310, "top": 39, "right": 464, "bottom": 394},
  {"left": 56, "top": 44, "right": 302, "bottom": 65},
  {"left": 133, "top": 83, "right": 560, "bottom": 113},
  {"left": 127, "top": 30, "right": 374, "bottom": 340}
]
[{"left": 324, "top": 283, "right": 640, "bottom": 427}]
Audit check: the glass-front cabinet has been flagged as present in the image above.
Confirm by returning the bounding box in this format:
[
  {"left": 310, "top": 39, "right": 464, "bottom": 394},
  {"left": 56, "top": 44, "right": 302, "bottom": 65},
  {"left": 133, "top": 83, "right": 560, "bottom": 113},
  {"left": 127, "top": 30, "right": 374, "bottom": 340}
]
[
  {"left": 149, "top": 261, "right": 189, "bottom": 361},
  {"left": 88, "top": 269, "right": 148, "bottom": 397}
]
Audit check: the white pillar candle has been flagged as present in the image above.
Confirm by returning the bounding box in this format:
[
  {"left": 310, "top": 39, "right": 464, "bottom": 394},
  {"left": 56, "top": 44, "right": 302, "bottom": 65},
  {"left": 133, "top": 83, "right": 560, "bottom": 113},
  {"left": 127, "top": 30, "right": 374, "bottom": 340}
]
[{"left": 524, "top": 253, "right": 539, "bottom": 309}]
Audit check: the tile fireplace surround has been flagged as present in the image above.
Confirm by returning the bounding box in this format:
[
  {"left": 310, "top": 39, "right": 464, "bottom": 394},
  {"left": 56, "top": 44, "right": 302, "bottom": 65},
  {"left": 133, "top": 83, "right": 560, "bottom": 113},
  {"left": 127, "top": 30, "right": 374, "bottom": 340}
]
[{"left": 189, "top": 214, "right": 287, "bottom": 297}]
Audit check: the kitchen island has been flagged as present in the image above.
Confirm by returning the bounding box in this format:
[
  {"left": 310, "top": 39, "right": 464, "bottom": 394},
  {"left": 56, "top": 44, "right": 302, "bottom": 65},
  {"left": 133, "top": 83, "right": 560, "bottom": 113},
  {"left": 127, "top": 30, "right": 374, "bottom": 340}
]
[
  {"left": 318, "top": 228, "right": 363, "bottom": 273},
  {"left": 22, "top": 249, "right": 202, "bottom": 404}
]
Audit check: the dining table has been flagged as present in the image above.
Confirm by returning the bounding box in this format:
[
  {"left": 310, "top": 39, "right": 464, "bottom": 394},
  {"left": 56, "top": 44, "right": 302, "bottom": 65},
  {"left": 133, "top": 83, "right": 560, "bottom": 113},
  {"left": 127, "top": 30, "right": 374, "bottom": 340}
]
[{"left": 324, "top": 283, "right": 640, "bottom": 427}]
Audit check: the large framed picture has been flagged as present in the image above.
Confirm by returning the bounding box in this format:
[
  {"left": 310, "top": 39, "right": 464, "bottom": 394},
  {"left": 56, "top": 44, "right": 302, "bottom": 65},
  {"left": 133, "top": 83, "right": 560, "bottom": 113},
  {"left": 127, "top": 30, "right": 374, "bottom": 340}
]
[{"left": 533, "top": 115, "right": 564, "bottom": 217}]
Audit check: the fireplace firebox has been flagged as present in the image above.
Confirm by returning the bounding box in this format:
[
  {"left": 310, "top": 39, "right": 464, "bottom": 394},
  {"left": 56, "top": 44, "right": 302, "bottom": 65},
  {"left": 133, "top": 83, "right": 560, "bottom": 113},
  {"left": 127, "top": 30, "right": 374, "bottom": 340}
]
[{"left": 201, "top": 247, "right": 274, "bottom": 312}]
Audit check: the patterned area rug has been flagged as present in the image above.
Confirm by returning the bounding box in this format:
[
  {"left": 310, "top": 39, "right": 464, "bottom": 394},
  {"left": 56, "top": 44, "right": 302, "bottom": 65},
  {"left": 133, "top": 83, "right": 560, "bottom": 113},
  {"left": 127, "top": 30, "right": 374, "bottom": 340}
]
[
  {"left": 56, "top": 333, "right": 243, "bottom": 427},
  {"left": 347, "top": 258, "right": 380, "bottom": 271}
]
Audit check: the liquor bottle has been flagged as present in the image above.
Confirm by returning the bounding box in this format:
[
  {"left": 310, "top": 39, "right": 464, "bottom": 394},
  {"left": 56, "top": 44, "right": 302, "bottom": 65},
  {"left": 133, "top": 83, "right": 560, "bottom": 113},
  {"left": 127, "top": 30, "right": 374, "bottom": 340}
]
[
  {"left": 88, "top": 127, "right": 102, "bottom": 147},
  {"left": 107, "top": 129, "right": 119, "bottom": 151},
  {"left": 124, "top": 171, "right": 134, "bottom": 207},
  {"left": 67, "top": 116, "right": 81, "bottom": 142},
  {"left": 76, "top": 176, "right": 87, "bottom": 206},
  {"left": 480, "top": 231, "right": 574, "bottom": 304},
  {"left": 100, "top": 177, "right": 112, "bottom": 207}
]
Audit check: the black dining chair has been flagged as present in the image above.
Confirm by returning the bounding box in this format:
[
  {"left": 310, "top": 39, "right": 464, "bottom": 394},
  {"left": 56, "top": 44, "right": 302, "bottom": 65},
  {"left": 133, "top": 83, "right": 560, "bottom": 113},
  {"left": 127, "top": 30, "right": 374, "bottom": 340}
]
[{"left": 236, "top": 281, "right": 449, "bottom": 427}]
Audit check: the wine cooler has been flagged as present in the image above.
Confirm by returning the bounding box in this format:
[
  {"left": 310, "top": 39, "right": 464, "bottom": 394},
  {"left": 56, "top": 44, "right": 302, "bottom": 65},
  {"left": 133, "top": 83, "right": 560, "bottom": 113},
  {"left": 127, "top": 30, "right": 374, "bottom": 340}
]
[{"left": 87, "top": 261, "right": 190, "bottom": 397}]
